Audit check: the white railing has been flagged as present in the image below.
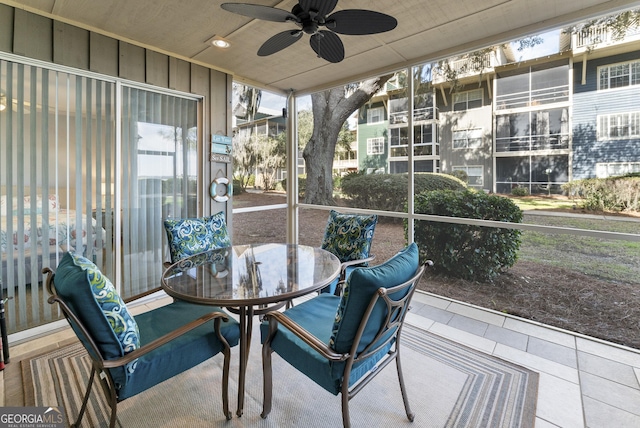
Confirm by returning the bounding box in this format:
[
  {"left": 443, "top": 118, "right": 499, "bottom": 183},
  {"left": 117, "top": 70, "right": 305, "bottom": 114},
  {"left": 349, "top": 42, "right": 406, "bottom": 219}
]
[{"left": 575, "top": 25, "right": 640, "bottom": 48}]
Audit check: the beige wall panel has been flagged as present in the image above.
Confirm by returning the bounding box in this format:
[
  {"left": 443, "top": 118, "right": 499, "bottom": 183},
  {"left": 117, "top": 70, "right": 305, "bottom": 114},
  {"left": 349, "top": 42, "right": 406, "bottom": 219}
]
[
  {"left": 89, "top": 32, "right": 118, "bottom": 77},
  {"left": 145, "top": 50, "right": 169, "bottom": 88},
  {"left": 209, "top": 70, "right": 230, "bottom": 136},
  {"left": 169, "top": 57, "right": 190, "bottom": 92},
  {"left": 13, "top": 10, "right": 53, "bottom": 61},
  {"left": 190, "top": 63, "right": 210, "bottom": 96},
  {"left": 118, "top": 41, "right": 145, "bottom": 83},
  {"left": 206, "top": 71, "right": 233, "bottom": 222},
  {"left": 53, "top": 22, "right": 89, "bottom": 70},
  {"left": 0, "top": 5, "right": 14, "bottom": 53}
]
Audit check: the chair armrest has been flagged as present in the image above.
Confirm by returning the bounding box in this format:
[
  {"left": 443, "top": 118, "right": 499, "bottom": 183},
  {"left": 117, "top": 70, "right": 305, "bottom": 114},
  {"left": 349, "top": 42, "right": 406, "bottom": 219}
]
[
  {"left": 263, "top": 311, "right": 348, "bottom": 362},
  {"left": 101, "top": 311, "right": 230, "bottom": 368},
  {"left": 334, "top": 255, "right": 376, "bottom": 295},
  {"left": 339, "top": 255, "right": 375, "bottom": 277},
  {"left": 123, "top": 287, "right": 164, "bottom": 304}
]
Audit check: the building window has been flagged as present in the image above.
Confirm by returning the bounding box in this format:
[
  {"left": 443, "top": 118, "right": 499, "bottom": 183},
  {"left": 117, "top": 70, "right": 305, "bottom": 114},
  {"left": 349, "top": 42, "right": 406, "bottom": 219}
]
[
  {"left": 597, "top": 112, "right": 640, "bottom": 140},
  {"left": 453, "top": 166, "right": 483, "bottom": 186},
  {"left": 367, "top": 107, "right": 385, "bottom": 124},
  {"left": 453, "top": 128, "right": 483, "bottom": 149},
  {"left": 367, "top": 137, "right": 385, "bottom": 155},
  {"left": 599, "top": 60, "right": 640, "bottom": 90},
  {"left": 453, "top": 89, "right": 483, "bottom": 111},
  {"left": 596, "top": 162, "right": 640, "bottom": 178},
  {"left": 496, "top": 62, "right": 569, "bottom": 109},
  {"left": 496, "top": 107, "right": 570, "bottom": 151}
]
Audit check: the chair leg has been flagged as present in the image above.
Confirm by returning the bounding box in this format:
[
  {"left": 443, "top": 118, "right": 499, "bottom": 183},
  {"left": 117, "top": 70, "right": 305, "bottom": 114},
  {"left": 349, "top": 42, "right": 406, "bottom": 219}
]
[
  {"left": 70, "top": 366, "right": 96, "bottom": 427},
  {"left": 261, "top": 343, "right": 273, "bottom": 418},
  {"left": 395, "top": 350, "right": 415, "bottom": 422},
  {"left": 341, "top": 391, "right": 351, "bottom": 428},
  {"left": 222, "top": 342, "right": 232, "bottom": 420}
]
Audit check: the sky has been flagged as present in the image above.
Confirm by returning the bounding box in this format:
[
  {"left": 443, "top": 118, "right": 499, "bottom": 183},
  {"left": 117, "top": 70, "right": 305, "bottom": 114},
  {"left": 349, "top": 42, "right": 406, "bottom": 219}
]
[{"left": 511, "top": 29, "right": 561, "bottom": 62}]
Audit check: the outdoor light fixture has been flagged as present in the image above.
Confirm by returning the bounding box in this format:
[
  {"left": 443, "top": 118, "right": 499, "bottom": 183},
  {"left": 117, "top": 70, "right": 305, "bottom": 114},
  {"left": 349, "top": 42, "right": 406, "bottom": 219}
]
[{"left": 211, "top": 36, "right": 231, "bottom": 49}]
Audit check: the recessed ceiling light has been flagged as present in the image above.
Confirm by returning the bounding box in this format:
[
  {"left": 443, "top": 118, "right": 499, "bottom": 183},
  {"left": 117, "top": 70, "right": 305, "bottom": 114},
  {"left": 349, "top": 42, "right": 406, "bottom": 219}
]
[{"left": 212, "top": 38, "right": 230, "bottom": 49}]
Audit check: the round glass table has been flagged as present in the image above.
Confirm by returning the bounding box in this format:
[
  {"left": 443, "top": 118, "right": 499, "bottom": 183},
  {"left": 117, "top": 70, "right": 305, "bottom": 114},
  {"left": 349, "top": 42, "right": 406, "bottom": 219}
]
[{"left": 161, "top": 243, "right": 341, "bottom": 416}]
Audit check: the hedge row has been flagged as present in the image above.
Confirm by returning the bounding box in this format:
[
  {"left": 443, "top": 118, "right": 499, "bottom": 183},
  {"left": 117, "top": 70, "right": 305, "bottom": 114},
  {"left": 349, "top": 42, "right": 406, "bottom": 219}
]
[
  {"left": 340, "top": 172, "right": 466, "bottom": 212},
  {"left": 562, "top": 174, "right": 640, "bottom": 212}
]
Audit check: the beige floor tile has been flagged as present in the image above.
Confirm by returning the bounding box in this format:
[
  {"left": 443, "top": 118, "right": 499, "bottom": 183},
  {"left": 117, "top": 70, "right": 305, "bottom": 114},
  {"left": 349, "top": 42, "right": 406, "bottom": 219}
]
[
  {"left": 535, "top": 373, "right": 584, "bottom": 428},
  {"left": 494, "top": 343, "right": 580, "bottom": 383},
  {"left": 446, "top": 301, "right": 506, "bottom": 326},
  {"left": 428, "top": 322, "right": 496, "bottom": 354}
]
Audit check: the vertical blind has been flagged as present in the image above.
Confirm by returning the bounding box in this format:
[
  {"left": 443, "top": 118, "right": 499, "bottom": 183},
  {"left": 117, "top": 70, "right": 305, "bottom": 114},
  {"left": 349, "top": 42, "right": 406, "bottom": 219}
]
[
  {"left": 0, "top": 59, "right": 115, "bottom": 332},
  {"left": 0, "top": 59, "right": 200, "bottom": 334},
  {"left": 120, "top": 87, "right": 199, "bottom": 297}
]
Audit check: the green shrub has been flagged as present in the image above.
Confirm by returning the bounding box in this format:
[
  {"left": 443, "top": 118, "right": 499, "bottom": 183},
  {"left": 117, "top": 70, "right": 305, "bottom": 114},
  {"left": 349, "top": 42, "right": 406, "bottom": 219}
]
[
  {"left": 562, "top": 175, "right": 640, "bottom": 212},
  {"left": 341, "top": 172, "right": 466, "bottom": 212},
  {"left": 280, "top": 175, "right": 306, "bottom": 196},
  {"left": 448, "top": 169, "right": 469, "bottom": 183},
  {"left": 511, "top": 186, "right": 529, "bottom": 197},
  {"left": 232, "top": 179, "right": 244, "bottom": 195},
  {"left": 412, "top": 189, "right": 523, "bottom": 282}
]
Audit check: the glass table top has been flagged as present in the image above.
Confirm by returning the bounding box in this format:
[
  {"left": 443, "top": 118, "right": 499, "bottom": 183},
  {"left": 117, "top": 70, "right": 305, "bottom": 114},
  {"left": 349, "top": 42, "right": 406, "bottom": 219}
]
[{"left": 161, "top": 243, "right": 341, "bottom": 306}]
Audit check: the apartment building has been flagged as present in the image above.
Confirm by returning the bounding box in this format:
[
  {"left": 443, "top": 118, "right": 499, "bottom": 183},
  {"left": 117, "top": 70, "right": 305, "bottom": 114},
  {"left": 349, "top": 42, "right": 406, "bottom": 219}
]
[{"left": 357, "top": 24, "right": 640, "bottom": 194}]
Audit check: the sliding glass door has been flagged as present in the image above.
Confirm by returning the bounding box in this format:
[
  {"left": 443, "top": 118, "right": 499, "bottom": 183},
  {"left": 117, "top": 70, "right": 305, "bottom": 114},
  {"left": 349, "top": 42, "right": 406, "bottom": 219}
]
[
  {"left": 0, "top": 58, "right": 201, "bottom": 334},
  {"left": 120, "top": 87, "right": 199, "bottom": 297}
]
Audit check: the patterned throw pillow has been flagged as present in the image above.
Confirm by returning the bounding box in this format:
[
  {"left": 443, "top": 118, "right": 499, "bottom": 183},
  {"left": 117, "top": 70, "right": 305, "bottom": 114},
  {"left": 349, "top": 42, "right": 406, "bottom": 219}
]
[
  {"left": 321, "top": 210, "right": 378, "bottom": 263},
  {"left": 67, "top": 253, "right": 140, "bottom": 370},
  {"left": 164, "top": 211, "right": 231, "bottom": 263}
]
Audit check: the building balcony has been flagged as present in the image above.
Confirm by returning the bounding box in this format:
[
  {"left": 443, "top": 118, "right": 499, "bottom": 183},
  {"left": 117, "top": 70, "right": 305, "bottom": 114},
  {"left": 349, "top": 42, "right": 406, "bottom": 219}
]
[
  {"left": 572, "top": 24, "right": 640, "bottom": 55},
  {"left": 496, "top": 134, "right": 570, "bottom": 152}
]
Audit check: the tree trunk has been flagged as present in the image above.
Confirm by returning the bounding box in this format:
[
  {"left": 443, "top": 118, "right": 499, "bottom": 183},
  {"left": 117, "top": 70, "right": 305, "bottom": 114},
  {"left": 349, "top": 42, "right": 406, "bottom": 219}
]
[{"left": 303, "top": 75, "right": 394, "bottom": 205}]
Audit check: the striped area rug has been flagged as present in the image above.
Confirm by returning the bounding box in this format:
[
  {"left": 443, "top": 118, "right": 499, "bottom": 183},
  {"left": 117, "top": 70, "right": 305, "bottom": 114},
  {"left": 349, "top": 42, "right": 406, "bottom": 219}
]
[{"left": 23, "top": 324, "right": 538, "bottom": 427}]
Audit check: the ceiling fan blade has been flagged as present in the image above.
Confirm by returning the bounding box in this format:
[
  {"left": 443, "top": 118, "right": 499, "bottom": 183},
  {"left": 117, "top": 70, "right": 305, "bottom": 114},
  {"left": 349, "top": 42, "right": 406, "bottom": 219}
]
[
  {"left": 326, "top": 10, "right": 398, "bottom": 35},
  {"left": 258, "top": 30, "right": 303, "bottom": 56},
  {"left": 309, "top": 30, "right": 344, "bottom": 63},
  {"left": 220, "top": 3, "right": 297, "bottom": 23},
  {"left": 298, "top": 0, "right": 338, "bottom": 17}
]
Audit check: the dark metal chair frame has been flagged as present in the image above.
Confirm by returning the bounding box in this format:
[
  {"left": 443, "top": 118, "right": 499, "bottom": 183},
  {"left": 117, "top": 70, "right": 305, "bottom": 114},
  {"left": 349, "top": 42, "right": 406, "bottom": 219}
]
[
  {"left": 43, "top": 268, "right": 234, "bottom": 427},
  {"left": 261, "top": 261, "right": 430, "bottom": 428}
]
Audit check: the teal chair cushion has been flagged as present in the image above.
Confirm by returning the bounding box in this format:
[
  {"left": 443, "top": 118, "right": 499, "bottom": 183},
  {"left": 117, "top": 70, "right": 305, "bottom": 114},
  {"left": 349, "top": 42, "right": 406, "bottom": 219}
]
[
  {"left": 164, "top": 211, "right": 231, "bottom": 263},
  {"left": 260, "top": 294, "right": 385, "bottom": 395},
  {"left": 118, "top": 300, "right": 240, "bottom": 400},
  {"left": 329, "top": 243, "right": 419, "bottom": 354},
  {"left": 321, "top": 210, "right": 378, "bottom": 263},
  {"left": 54, "top": 252, "right": 140, "bottom": 386}
]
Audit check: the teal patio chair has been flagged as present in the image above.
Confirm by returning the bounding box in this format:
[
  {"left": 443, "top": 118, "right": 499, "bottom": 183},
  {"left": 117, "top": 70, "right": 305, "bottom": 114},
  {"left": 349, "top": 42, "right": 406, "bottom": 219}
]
[
  {"left": 260, "top": 243, "right": 429, "bottom": 428},
  {"left": 163, "top": 211, "right": 231, "bottom": 267},
  {"left": 44, "top": 252, "right": 240, "bottom": 427},
  {"left": 319, "top": 209, "right": 378, "bottom": 295}
]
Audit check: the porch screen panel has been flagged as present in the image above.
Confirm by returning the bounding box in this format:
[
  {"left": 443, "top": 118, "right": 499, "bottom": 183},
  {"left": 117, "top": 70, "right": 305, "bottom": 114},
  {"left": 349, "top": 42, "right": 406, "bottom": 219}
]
[
  {"left": 120, "top": 87, "right": 199, "bottom": 298},
  {"left": 0, "top": 59, "right": 115, "bottom": 333}
]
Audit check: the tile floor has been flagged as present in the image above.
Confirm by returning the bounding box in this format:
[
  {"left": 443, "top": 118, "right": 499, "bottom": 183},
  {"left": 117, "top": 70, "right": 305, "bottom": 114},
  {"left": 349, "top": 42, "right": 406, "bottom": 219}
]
[{"left": 2, "top": 290, "right": 640, "bottom": 427}]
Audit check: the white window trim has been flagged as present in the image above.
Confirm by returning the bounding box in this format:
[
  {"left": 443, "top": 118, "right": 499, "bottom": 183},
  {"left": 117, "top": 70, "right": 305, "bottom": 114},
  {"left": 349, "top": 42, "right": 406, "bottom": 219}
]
[
  {"left": 367, "top": 137, "right": 385, "bottom": 155},
  {"left": 595, "top": 162, "right": 640, "bottom": 178},
  {"left": 452, "top": 165, "right": 484, "bottom": 186},
  {"left": 597, "top": 59, "right": 640, "bottom": 91},
  {"left": 453, "top": 88, "right": 483, "bottom": 110},
  {"left": 452, "top": 128, "right": 483, "bottom": 149},
  {"left": 597, "top": 111, "right": 640, "bottom": 140},
  {"left": 367, "top": 107, "right": 385, "bottom": 124}
]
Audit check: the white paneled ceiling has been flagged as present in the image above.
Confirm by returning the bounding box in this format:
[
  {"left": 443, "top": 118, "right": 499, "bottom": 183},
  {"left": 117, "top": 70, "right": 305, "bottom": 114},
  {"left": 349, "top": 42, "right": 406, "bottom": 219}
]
[{"left": 3, "top": 0, "right": 638, "bottom": 94}]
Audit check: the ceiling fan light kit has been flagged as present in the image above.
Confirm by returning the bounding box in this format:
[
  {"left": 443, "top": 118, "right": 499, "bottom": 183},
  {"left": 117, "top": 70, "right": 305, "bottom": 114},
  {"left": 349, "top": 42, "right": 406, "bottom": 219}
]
[{"left": 221, "top": 1, "right": 397, "bottom": 63}]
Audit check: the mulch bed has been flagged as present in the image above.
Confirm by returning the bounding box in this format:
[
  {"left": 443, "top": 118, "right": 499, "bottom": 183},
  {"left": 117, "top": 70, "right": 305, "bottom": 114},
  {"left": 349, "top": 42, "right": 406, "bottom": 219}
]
[{"left": 232, "top": 191, "right": 640, "bottom": 350}]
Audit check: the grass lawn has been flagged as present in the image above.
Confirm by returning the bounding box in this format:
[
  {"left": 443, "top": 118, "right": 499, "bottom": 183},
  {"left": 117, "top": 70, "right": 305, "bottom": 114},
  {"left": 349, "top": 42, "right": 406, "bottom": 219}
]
[{"left": 506, "top": 194, "right": 577, "bottom": 211}]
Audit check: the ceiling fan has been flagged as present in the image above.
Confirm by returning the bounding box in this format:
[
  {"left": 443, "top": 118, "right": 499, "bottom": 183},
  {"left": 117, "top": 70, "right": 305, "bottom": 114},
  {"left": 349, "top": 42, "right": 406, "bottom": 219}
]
[{"left": 220, "top": 1, "right": 397, "bottom": 63}]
